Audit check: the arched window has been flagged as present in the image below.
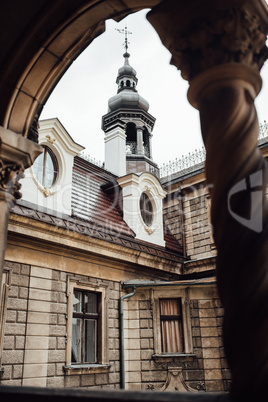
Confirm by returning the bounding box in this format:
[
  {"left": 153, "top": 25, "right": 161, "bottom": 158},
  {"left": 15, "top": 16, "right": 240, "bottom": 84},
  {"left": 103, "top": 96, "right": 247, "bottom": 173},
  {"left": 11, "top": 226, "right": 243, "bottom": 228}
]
[
  {"left": 120, "top": 81, "right": 124, "bottom": 88},
  {"left": 126, "top": 80, "right": 130, "bottom": 87},
  {"left": 140, "top": 193, "right": 153, "bottom": 226},
  {"left": 32, "top": 145, "right": 58, "bottom": 188}
]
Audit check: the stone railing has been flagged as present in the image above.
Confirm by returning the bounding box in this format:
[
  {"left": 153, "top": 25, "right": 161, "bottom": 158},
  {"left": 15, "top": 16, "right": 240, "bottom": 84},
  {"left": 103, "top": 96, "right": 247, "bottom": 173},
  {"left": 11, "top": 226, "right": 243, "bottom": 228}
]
[{"left": 0, "top": 385, "right": 231, "bottom": 402}]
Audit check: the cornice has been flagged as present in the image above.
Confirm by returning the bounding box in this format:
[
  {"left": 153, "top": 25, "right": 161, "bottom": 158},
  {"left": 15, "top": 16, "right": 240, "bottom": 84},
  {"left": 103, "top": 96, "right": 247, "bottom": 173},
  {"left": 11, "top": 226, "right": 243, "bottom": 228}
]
[{"left": 7, "top": 206, "right": 184, "bottom": 272}]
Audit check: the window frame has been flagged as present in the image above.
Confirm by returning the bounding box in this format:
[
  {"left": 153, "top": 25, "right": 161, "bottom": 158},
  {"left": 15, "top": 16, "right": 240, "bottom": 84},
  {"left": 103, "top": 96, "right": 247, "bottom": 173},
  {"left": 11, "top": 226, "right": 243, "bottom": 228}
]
[
  {"left": 159, "top": 298, "right": 184, "bottom": 354},
  {"left": 65, "top": 277, "right": 109, "bottom": 374},
  {"left": 151, "top": 288, "right": 193, "bottom": 357},
  {"left": 72, "top": 289, "right": 100, "bottom": 364},
  {"left": 32, "top": 144, "right": 58, "bottom": 189},
  {"left": 139, "top": 192, "right": 154, "bottom": 227}
]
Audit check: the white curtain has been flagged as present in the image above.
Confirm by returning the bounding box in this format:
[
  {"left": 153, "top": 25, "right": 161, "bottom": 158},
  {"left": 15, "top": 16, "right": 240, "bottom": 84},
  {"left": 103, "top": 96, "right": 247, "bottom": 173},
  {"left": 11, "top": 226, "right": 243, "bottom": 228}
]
[{"left": 160, "top": 299, "right": 184, "bottom": 353}]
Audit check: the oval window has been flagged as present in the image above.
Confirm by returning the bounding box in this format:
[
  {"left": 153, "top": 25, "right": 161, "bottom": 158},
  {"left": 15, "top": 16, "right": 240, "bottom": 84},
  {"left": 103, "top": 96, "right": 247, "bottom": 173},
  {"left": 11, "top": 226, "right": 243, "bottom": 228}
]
[
  {"left": 140, "top": 193, "right": 153, "bottom": 226},
  {"left": 32, "top": 145, "right": 58, "bottom": 188}
]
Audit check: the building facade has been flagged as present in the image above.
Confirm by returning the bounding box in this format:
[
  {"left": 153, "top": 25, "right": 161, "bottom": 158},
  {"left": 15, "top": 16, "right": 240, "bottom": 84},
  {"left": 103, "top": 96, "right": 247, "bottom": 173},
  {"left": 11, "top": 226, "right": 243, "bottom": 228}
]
[{"left": 2, "top": 49, "right": 267, "bottom": 394}]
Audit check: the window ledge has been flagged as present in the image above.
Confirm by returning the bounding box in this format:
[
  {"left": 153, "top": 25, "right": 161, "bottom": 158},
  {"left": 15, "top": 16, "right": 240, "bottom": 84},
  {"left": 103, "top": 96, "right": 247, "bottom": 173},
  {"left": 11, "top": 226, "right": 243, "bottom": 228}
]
[
  {"left": 152, "top": 353, "right": 196, "bottom": 363},
  {"left": 63, "top": 364, "right": 111, "bottom": 375}
]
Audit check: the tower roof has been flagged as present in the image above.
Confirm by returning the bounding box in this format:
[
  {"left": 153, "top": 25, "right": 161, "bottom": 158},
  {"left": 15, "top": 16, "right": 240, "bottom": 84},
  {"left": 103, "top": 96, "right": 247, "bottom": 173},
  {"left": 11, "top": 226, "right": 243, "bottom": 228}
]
[
  {"left": 107, "top": 52, "right": 149, "bottom": 113},
  {"left": 117, "top": 52, "right": 137, "bottom": 85}
]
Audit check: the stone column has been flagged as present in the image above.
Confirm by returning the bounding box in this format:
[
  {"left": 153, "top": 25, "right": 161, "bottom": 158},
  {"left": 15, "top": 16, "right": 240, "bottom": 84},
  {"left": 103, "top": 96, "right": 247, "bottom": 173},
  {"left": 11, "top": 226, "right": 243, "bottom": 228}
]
[
  {"left": 136, "top": 127, "right": 144, "bottom": 155},
  {"left": 148, "top": 0, "right": 268, "bottom": 400},
  {"left": 0, "top": 126, "right": 42, "bottom": 299}
]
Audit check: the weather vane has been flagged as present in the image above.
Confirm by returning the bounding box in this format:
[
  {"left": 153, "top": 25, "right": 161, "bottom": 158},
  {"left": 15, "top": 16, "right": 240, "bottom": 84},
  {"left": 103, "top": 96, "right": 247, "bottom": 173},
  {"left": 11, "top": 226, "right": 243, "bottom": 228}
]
[{"left": 115, "top": 25, "right": 132, "bottom": 52}]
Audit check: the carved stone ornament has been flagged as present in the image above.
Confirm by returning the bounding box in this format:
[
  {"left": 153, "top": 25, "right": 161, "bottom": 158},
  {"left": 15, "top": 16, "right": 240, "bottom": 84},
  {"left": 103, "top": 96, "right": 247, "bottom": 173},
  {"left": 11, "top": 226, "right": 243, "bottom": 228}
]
[
  {"left": 160, "top": 366, "right": 198, "bottom": 392},
  {"left": 149, "top": 1, "right": 268, "bottom": 401},
  {"left": 46, "top": 134, "right": 56, "bottom": 144},
  {"left": 144, "top": 226, "right": 155, "bottom": 235},
  {"left": 30, "top": 167, "right": 57, "bottom": 198},
  {"left": 147, "top": 0, "right": 268, "bottom": 81},
  {"left": 0, "top": 126, "right": 42, "bottom": 203},
  {"left": 0, "top": 160, "right": 24, "bottom": 202}
]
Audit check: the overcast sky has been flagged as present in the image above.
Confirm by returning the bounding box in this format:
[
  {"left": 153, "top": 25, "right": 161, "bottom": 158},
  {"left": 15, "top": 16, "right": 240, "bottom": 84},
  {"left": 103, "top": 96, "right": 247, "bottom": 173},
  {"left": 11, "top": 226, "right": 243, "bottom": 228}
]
[{"left": 40, "top": 9, "right": 268, "bottom": 166}]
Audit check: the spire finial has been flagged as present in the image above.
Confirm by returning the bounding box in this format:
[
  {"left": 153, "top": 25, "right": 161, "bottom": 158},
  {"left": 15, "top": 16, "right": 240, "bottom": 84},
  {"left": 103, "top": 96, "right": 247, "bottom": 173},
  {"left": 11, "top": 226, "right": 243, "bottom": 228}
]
[{"left": 115, "top": 25, "right": 132, "bottom": 53}]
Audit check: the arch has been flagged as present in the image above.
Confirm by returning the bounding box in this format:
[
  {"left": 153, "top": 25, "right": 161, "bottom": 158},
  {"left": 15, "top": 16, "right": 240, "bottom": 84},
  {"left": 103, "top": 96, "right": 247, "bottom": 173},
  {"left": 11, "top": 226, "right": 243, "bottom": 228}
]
[
  {"left": 126, "top": 122, "right": 137, "bottom": 143},
  {"left": 0, "top": 0, "right": 160, "bottom": 139}
]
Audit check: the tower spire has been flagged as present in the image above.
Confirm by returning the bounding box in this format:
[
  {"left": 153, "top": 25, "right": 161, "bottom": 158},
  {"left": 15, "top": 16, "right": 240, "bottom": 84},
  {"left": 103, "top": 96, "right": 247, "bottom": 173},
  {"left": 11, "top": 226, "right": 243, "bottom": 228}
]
[{"left": 115, "top": 26, "right": 132, "bottom": 53}]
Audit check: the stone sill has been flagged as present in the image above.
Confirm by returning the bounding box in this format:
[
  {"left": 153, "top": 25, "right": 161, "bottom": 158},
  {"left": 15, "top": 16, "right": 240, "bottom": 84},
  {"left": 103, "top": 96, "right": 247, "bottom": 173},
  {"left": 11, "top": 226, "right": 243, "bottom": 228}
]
[
  {"left": 63, "top": 364, "right": 111, "bottom": 375},
  {"left": 152, "top": 353, "right": 196, "bottom": 363}
]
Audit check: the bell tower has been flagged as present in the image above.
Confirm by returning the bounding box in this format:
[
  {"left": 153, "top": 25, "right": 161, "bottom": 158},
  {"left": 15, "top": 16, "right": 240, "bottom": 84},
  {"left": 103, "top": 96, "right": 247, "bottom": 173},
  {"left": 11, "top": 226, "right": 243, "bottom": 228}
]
[{"left": 102, "top": 30, "right": 158, "bottom": 177}]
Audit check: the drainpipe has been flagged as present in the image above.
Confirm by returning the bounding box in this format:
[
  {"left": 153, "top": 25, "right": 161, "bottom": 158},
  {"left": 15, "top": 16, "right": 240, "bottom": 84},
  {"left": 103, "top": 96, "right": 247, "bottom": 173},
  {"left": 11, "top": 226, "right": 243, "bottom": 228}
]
[
  {"left": 178, "top": 187, "right": 187, "bottom": 258},
  {"left": 119, "top": 286, "right": 136, "bottom": 389}
]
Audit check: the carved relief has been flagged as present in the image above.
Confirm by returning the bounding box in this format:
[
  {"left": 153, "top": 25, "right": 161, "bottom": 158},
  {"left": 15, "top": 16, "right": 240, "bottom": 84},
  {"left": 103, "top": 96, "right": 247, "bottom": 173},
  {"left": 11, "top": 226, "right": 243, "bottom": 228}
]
[
  {"left": 46, "top": 134, "right": 56, "bottom": 144},
  {"left": 160, "top": 366, "right": 198, "bottom": 392},
  {"left": 148, "top": 1, "right": 268, "bottom": 80},
  {"left": 0, "top": 160, "right": 24, "bottom": 201}
]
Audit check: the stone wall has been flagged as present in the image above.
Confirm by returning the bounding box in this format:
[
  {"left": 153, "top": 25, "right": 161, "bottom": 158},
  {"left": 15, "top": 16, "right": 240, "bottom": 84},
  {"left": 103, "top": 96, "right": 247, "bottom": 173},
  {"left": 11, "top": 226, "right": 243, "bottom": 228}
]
[
  {"left": 0, "top": 261, "right": 121, "bottom": 389},
  {"left": 163, "top": 181, "right": 217, "bottom": 261},
  {"left": 0, "top": 261, "right": 230, "bottom": 392},
  {"left": 122, "top": 287, "right": 230, "bottom": 392}
]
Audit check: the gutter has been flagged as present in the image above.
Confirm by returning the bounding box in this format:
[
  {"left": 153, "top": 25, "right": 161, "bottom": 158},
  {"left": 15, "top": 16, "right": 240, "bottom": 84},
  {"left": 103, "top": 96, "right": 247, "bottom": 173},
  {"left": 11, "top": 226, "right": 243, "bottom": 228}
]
[{"left": 119, "top": 286, "right": 136, "bottom": 390}]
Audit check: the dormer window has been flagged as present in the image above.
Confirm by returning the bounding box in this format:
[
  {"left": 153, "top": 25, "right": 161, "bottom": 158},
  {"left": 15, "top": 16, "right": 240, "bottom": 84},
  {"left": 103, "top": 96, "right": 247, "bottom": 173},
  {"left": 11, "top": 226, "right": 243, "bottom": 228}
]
[
  {"left": 117, "top": 168, "right": 166, "bottom": 247},
  {"left": 32, "top": 145, "right": 58, "bottom": 188},
  {"left": 140, "top": 192, "right": 153, "bottom": 226}
]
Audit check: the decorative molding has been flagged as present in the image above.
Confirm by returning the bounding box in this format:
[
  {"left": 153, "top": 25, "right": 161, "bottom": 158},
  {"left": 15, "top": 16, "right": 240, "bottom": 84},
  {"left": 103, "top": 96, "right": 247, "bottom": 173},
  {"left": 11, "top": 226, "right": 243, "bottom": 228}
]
[
  {"left": 45, "top": 134, "right": 56, "bottom": 144},
  {"left": 144, "top": 185, "right": 152, "bottom": 193},
  {"left": 0, "top": 126, "right": 42, "bottom": 203},
  {"left": 160, "top": 366, "right": 198, "bottom": 392},
  {"left": 29, "top": 167, "right": 57, "bottom": 198},
  {"left": 0, "top": 160, "right": 24, "bottom": 201},
  {"left": 144, "top": 225, "right": 155, "bottom": 235}
]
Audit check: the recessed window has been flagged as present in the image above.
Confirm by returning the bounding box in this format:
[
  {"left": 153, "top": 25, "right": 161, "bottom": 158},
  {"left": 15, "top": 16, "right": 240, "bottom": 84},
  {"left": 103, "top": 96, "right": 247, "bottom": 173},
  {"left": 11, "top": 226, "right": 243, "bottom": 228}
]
[
  {"left": 160, "top": 298, "right": 184, "bottom": 353},
  {"left": 140, "top": 192, "right": 153, "bottom": 226},
  {"left": 72, "top": 289, "right": 100, "bottom": 364},
  {"left": 32, "top": 145, "right": 58, "bottom": 188}
]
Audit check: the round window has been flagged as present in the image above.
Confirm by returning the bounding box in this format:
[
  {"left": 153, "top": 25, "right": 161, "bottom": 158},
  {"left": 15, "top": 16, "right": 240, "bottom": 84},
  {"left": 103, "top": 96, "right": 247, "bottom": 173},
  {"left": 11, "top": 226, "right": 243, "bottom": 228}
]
[
  {"left": 32, "top": 145, "right": 58, "bottom": 188},
  {"left": 140, "top": 193, "right": 153, "bottom": 226}
]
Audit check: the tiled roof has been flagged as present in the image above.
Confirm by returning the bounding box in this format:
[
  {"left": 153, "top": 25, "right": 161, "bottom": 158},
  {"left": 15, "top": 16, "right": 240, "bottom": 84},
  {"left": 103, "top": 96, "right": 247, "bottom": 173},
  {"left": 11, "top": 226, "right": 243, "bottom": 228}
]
[
  {"left": 72, "top": 156, "right": 133, "bottom": 238},
  {"left": 73, "top": 156, "right": 184, "bottom": 256},
  {"left": 11, "top": 203, "right": 184, "bottom": 263},
  {"left": 11, "top": 155, "right": 184, "bottom": 263}
]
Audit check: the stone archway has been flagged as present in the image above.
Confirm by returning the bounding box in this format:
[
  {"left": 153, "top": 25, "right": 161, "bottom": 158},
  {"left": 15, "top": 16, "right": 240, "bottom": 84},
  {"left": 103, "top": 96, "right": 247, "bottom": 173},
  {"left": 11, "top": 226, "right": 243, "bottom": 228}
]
[
  {"left": 0, "top": 0, "right": 160, "bottom": 140},
  {"left": 0, "top": 1, "right": 268, "bottom": 400}
]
